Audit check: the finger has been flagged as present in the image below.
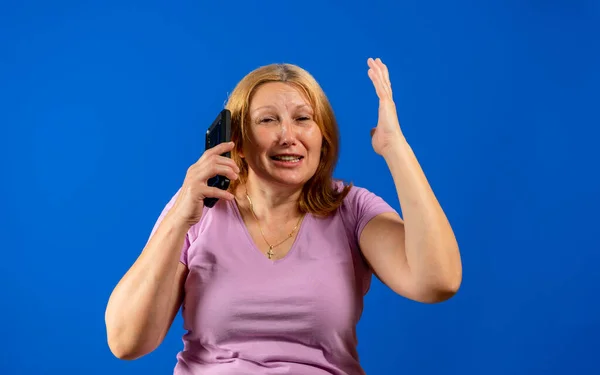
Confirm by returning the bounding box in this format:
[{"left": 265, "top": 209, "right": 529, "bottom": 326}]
[
  {"left": 367, "top": 58, "right": 384, "bottom": 87},
  {"left": 192, "top": 151, "right": 239, "bottom": 175},
  {"left": 214, "top": 155, "right": 240, "bottom": 173},
  {"left": 368, "top": 65, "right": 389, "bottom": 100},
  {"left": 374, "top": 58, "right": 392, "bottom": 97},
  {"left": 368, "top": 68, "right": 385, "bottom": 99},
  {"left": 367, "top": 57, "right": 376, "bottom": 69},
  {"left": 375, "top": 58, "right": 391, "bottom": 86},
  {"left": 368, "top": 58, "right": 388, "bottom": 88},
  {"left": 202, "top": 186, "right": 235, "bottom": 201},
  {"left": 209, "top": 164, "right": 239, "bottom": 182},
  {"left": 206, "top": 141, "right": 235, "bottom": 157}
]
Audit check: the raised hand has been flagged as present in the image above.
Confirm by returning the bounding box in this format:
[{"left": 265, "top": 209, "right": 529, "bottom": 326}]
[{"left": 367, "top": 57, "right": 404, "bottom": 156}]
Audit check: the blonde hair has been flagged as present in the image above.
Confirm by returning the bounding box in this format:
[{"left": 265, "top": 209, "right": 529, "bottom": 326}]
[{"left": 225, "top": 63, "right": 351, "bottom": 217}]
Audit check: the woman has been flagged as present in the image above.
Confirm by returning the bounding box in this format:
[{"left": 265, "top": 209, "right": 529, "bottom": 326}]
[{"left": 104, "top": 57, "right": 462, "bottom": 374}]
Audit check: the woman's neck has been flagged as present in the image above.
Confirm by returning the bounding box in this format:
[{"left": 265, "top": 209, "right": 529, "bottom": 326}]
[{"left": 235, "top": 178, "right": 303, "bottom": 223}]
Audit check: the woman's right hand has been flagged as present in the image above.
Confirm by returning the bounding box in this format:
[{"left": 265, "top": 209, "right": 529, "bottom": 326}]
[{"left": 169, "top": 141, "right": 239, "bottom": 227}]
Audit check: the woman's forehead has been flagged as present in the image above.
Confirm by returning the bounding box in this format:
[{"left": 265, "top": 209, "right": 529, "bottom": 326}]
[{"left": 250, "top": 82, "right": 312, "bottom": 111}]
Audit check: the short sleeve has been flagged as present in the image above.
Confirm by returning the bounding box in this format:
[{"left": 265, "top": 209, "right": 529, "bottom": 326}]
[
  {"left": 336, "top": 182, "right": 399, "bottom": 296},
  {"left": 147, "top": 189, "right": 192, "bottom": 266},
  {"left": 344, "top": 185, "right": 399, "bottom": 243}
]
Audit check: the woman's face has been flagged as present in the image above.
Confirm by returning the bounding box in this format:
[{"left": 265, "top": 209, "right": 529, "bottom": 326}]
[{"left": 241, "top": 82, "right": 323, "bottom": 189}]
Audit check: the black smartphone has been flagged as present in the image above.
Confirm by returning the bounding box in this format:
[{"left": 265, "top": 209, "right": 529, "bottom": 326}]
[{"left": 203, "top": 109, "right": 232, "bottom": 208}]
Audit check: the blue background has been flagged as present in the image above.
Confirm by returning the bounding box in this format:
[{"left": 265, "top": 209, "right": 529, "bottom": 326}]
[{"left": 1, "top": 1, "right": 599, "bottom": 374}]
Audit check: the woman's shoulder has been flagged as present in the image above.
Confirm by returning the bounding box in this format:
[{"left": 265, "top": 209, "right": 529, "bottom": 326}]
[
  {"left": 152, "top": 187, "right": 227, "bottom": 239},
  {"left": 332, "top": 179, "right": 383, "bottom": 207},
  {"left": 331, "top": 178, "right": 397, "bottom": 224}
]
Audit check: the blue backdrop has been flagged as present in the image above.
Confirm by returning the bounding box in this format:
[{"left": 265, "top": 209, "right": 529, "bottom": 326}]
[{"left": 1, "top": 1, "right": 599, "bottom": 374}]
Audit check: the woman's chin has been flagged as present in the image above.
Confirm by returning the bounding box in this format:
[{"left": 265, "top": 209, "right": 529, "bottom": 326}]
[{"left": 266, "top": 171, "right": 313, "bottom": 188}]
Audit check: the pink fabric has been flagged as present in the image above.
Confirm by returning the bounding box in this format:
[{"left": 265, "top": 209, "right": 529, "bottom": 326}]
[{"left": 150, "top": 182, "right": 398, "bottom": 374}]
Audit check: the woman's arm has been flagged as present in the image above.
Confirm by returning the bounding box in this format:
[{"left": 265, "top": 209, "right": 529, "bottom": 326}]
[
  {"left": 359, "top": 57, "right": 462, "bottom": 303},
  {"left": 360, "top": 136, "right": 462, "bottom": 303},
  {"left": 104, "top": 212, "right": 189, "bottom": 360},
  {"left": 104, "top": 141, "right": 239, "bottom": 359}
]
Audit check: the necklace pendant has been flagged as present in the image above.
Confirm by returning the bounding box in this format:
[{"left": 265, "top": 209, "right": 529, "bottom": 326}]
[{"left": 267, "top": 246, "right": 274, "bottom": 260}]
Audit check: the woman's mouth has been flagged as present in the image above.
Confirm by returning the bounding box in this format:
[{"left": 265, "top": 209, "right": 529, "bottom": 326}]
[{"left": 270, "top": 154, "right": 304, "bottom": 164}]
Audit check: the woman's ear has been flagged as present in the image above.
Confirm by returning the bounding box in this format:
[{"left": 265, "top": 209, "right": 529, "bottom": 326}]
[{"left": 236, "top": 139, "right": 245, "bottom": 158}]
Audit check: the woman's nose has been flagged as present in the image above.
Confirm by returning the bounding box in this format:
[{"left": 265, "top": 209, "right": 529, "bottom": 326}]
[{"left": 278, "top": 118, "right": 296, "bottom": 145}]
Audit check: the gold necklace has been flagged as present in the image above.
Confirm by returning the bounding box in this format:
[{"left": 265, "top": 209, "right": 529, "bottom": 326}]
[{"left": 245, "top": 192, "right": 304, "bottom": 260}]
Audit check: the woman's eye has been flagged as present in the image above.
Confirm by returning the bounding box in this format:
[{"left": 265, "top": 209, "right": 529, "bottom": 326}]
[
  {"left": 297, "top": 116, "right": 311, "bottom": 121},
  {"left": 260, "top": 118, "right": 275, "bottom": 123}
]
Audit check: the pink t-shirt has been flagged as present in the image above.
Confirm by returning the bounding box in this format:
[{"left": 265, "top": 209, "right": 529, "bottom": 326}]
[{"left": 150, "top": 182, "right": 397, "bottom": 374}]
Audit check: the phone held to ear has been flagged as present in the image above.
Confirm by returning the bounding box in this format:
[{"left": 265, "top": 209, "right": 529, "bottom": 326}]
[{"left": 204, "top": 109, "right": 232, "bottom": 208}]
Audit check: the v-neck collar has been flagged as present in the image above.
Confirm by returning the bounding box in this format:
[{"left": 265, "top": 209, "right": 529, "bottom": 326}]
[{"left": 228, "top": 199, "right": 309, "bottom": 265}]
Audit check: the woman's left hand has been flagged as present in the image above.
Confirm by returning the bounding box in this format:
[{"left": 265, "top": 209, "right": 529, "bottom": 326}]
[{"left": 367, "top": 57, "right": 404, "bottom": 156}]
